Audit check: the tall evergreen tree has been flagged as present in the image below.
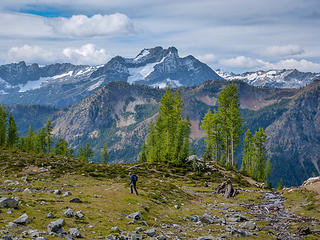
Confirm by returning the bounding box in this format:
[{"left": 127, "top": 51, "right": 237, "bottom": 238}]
[
  {"left": 141, "top": 88, "right": 191, "bottom": 166},
  {"left": 25, "top": 126, "right": 35, "bottom": 152},
  {"left": 241, "top": 129, "right": 254, "bottom": 175},
  {"left": 78, "top": 143, "right": 94, "bottom": 162},
  {"left": 101, "top": 143, "right": 109, "bottom": 163},
  {"left": 45, "top": 119, "right": 53, "bottom": 153},
  {"left": 7, "top": 113, "right": 18, "bottom": 147},
  {"left": 0, "top": 105, "right": 8, "bottom": 147},
  {"left": 55, "top": 138, "right": 72, "bottom": 157}
]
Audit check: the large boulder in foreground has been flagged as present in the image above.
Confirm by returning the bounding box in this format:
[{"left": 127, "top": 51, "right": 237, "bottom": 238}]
[{"left": 0, "top": 197, "right": 18, "bottom": 208}]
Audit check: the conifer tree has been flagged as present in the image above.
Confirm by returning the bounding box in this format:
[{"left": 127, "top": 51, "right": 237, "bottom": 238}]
[
  {"left": 78, "top": 143, "right": 94, "bottom": 162},
  {"left": 55, "top": 138, "right": 72, "bottom": 157},
  {"left": 241, "top": 129, "right": 254, "bottom": 174},
  {"left": 7, "top": 113, "right": 18, "bottom": 147},
  {"left": 0, "top": 105, "right": 8, "bottom": 147},
  {"left": 45, "top": 119, "right": 53, "bottom": 153},
  {"left": 141, "top": 88, "right": 190, "bottom": 166},
  {"left": 101, "top": 143, "right": 109, "bottom": 163},
  {"left": 25, "top": 126, "right": 35, "bottom": 152}
]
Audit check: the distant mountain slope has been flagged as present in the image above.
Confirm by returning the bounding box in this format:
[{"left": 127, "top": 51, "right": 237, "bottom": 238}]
[
  {"left": 217, "top": 69, "right": 320, "bottom": 88},
  {"left": 0, "top": 47, "right": 222, "bottom": 107},
  {"left": 49, "top": 79, "right": 320, "bottom": 186}
]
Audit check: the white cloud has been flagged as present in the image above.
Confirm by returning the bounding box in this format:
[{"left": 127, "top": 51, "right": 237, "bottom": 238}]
[
  {"left": 219, "top": 56, "right": 264, "bottom": 68},
  {"left": 7, "top": 45, "right": 56, "bottom": 63},
  {"left": 220, "top": 55, "right": 320, "bottom": 73},
  {"left": 49, "top": 13, "right": 135, "bottom": 37},
  {"left": 197, "top": 53, "right": 216, "bottom": 63},
  {"left": 264, "top": 59, "right": 320, "bottom": 73},
  {"left": 264, "top": 45, "right": 304, "bottom": 57},
  {"left": 6, "top": 44, "right": 110, "bottom": 65},
  {"left": 62, "top": 44, "right": 110, "bottom": 65}
]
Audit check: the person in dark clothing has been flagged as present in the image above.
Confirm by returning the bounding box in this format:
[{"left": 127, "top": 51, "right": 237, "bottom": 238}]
[{"left": 129, "top": 172, "right": 138, "bottom": 195}]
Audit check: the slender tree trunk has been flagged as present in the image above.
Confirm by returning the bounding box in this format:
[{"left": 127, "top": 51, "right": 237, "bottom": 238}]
[{"left": 231, "top": 139, "right": 234, "bottom": 166}]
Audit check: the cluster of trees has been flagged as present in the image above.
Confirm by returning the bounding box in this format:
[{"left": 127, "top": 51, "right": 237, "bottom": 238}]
[
  {"left": 201, "top": 84, "right": 271, "bottom": 183},
  {"left": 241, "top": 128, "right": 271, "bottom": 182},
  {"left": 1, "top": 104, "right": 110, "bottom": 163},
  {"left": 201, "top": 84, "right": 242, "bottom": 166},
  {"left": 139, "top": 89, "right": 191, "bottom": 166}
]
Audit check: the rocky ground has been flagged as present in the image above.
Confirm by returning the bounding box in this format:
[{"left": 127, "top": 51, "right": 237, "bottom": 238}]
[{"left": 0, "top": 149, "right": 320, "bottom": 240}]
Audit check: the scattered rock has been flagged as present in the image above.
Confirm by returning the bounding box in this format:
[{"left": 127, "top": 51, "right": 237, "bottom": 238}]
[
  {"left": 127, "top": 211, "right": 142, "bottom": 220},
  {"left": 13, "top": 213, "right": 31, "bottom": 225},
  {"left": 48, "top": 218, "right": 66, "bottom": 233},
  {"left": 231, "top": 228, "right": 252, "bottom": 237},
  {"left": 227, "top": 214, "right": 248, "bottom": 222},
  {"left": 2, "top": 235, "right": 12, "bottom": 240},
  {"left": 111, "top": 226, "right": 120, "bottom": 232},
  {"left": 145, "top": 228, "right": 156, "bottom": 237},
  {"left": 64, "top": 208, "right": 74, "bottom": 217},
  {"left": 47, "top": 212, "right": 55, "bottom": 218},
  {"left": 189, "top": 215, "right": 200, "bottom": 222},
  {"left": 70, "top": 198, "right": 82, "bottom": 203},
  {"left": 105, "top": 235, "right": 117, "bottom": 240},
  {"left": 54, "top": 189, "right": 62, "bottom": 195},
  {"left": 240, "top": 221, "right": 257, "bottom": 230},
  {"left": 200, "top": 214, "right": 215, "bottom": 224},
  {"left": 197, "top": 237, "right": 214, "bottom": 240},
  {"left": 35, "top": 237, "right": 48, "bottom": 240},
  {"left": 63, "top": 192, "right": 72, "bottom": 197},
  {"left": 0, "top": 197, "right": 18, "bottom": 208},
  {"left": 7, "top": 208, "right": 12, "bottom": 214},
  {"left": 174, "top": 204, "right": 180, "bottom": 209},
  {"left": 6, "top": 222, "right": 18, "bottom": 228},
  {"left": 75, "top": 210, "right": 84, "bottom": 218},
  {"left": 69, "top": 228, "right": 82, "bottom": 238},
  {"left": 23, "top": 188, "right": 32, "bottom": 194},
  {"left": 135, "top": 227, "right": 144, "bottom": 233},
  {"left": 156, "top": 235, "right": 166, "bottom": 240}
]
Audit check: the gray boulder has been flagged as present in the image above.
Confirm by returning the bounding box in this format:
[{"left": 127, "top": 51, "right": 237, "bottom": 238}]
[
  {"left": 54, "top": 189, "right": 62, "bottom": 195},
  {"left": 48, "top": 218, "right": 65, "bottom": 233},
  {"left": 13, "top": 213, "right": 31, "bottom": 225},
  {"left": 189, "top": 215, "right": 200, "bottom": 222},
  {"left": 240, "top": 221, "right": 257, "bottom": 230},
  {"left": 200, "top": 214, "right": 215, "bottom": 224},
  {"left": 75, "top": 210, "right": 84, "bottom": 218},
  {"left": 64, "top": 208, "right": 74, "bottom": 217},
  {"left": 0, "top": 197, "right": 18, "bottom": 208},
  {"left": 47, "top": 212, "right": 55, "bottom": 218},
  {"left": 70, "top": 198, "right": 82, "bottom": 203},
  {"left": 231, "top": 228, "right": 252, "bottom": 237},
  {"left": 127, "top": 211, "right": 142, "bottom": 220},
  {"left": 63, "top": 192, "right": 72, "bottom": 197},
  {"left": 69, "top": 228, "right": 82, "bottom": 238},
  {"left": 145, "top": 228, "right": 156, "bottom": 237},
  {"left": 105, "top": 235, "right": 116, "bottom": 240}
]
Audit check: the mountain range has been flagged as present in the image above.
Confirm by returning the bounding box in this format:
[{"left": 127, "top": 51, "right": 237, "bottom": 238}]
[{"left": 1, "top": 46, "right": 319, "bottom": 108}]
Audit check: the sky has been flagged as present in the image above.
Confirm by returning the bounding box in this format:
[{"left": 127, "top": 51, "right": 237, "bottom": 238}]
[{"left": 0, "top": 0, "right": 320, "bottom": 73}]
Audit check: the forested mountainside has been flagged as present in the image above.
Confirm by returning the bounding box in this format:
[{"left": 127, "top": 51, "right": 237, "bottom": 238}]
[{"left": 35, "top": 79, "right": 318, "bottom": 187}]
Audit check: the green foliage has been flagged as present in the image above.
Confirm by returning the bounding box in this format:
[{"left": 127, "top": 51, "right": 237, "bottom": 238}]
[
  {"left": 78, "top": 143, "right": 94, "bottom": 162},
  {"left": 55, "top": 138, "right": 73, "bottom": 157},
  {"left": 277, "top": 178, "right": 284, "bottom": 190},
  {"left": 7, "top": 113, "right": 18, "bottom": 147},
  {"left": 100, "top": 143, "right": 109, "bottom": 163},
  {"left": 140, "top": 88, "right": 191, "bottom": 166},
  {"left": 241, "top": 128, "right": 271, "bottom": 183},
  {"left": 201, "top": 83, "right": 242, "bottom": 166},
  {"left": 0, "top": 105, "right": 8, "bottom": 147}
]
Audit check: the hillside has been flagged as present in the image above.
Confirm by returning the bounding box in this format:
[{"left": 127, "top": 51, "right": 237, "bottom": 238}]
[
  {"left": 49, "top": 80, "right": 320, "bottom": 187},
  {"left": 0, "top": 149, "right": 319, "bottom": 239}
]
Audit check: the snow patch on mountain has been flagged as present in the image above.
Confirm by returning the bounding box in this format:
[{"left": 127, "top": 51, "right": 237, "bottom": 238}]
[
  {"left": 52, "top": 71, "right": 74, "bottom": 79},
  {"left": 18, "top": 77, "right": 50, "bottom": 92},
  {"left": 151, "top": 79, "right": 182, "bottom": 88},
  {"left": 134, "top": 49, "right": 150, "bottom": 61},
  {"left": 128, "top": 62, "right": 158, "bottom": 84},
  {"left": 75, "top": 67, "right": 94, "bottom": 76},
  {"left": 88, "top": 79, "right": 104, "bottom": 91}
]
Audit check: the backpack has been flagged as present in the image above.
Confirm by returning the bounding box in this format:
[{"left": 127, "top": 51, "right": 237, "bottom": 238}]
[{"left": 132, "top": 174, "right": 138, "bottom": 183}]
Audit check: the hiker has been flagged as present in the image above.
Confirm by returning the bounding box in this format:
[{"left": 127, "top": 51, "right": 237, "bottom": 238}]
[{"left": 129, "top": 172, "right": 138, "bottom": 195}]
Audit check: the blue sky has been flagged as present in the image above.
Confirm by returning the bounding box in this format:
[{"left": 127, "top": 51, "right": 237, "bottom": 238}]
[{"left": 0, "top": 0, "right": 320, "bottom": 73}]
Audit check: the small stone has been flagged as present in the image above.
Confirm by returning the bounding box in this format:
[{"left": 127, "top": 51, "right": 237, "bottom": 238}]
[
  {"left": 240, "top": 221, "right": 257, "bottom": 230},
  {"left": 69, "top": 228, "right": 82, "bottom": 238},
  {"left": 23, "top": 188, "right": 32, "bottom": 194},
  {"left": 94, "top": 194, "right": 102, "bottom": 198},
  {"left": 7, "top": 208, "right": 12, "bottom": 214},
  {"left": 231, "top": 228, "right": 252, "bottom": 237},
  {"left": 105, "top": 235, "right": 116, "bottom": 240},
  {"left": 64, "top": 208, "right": 74, "bottom": 217},
  {"left": 0, "top": 197, "right": 18, "bottom": 208},
  {"left": 47, "top": 212, "right": 55, "bottom": 218},
  {"left": 48, "top": 218, "right": 65, "bottom": 233},
  {"left": 36, "top": 237, "right": 48, "bottom": 240},
  {"left": 127, "top": 211, "right": 142, "bottom": 220},
  {"left": 197, "top": 237, "right": 214, "bottom": 240},
  {"left": 2, "top": 235, "right": 12, "bottom": 240},
  {"left": 111, "top": 226, "right": 120, "bottom": 232},
  {"left": 6, "top": 222, "right": 18, "bottom": 228},
  {"left": 54, "top": 189, "right": 62, "bottom": 195},
  {"left": 63, "top": 192, "right": 72, "bottom": 197},
  {"left": 75, "top": 210, "right": 84, "bottom": 218},
  {"left": 200, "top": 214, "right": 215, "bottom": 224},
  {"left": 190, "top": 215, "right": 200, "bottom": 222},
  {"left": 144, "top": 228, "right": 156, "bottom": 237},
  {"left": 135, "top": 227, "right": 144, "bottom": 233},
  {"left": 174, "top": 205, "right": 180, "bottom": 209},
  {"left": 70, "top": 198, "right": 82, "bottom": 203},
  {"left": 13, "top": 213, "right": 31, "bottom": 225},
  {"left": 157, "top": 235, "right": 166, "bottom": 240}
]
